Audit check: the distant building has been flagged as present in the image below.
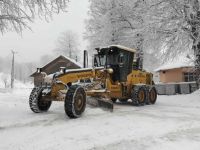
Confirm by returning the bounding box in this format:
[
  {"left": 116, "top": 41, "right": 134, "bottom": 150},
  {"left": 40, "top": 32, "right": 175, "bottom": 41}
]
[
  {"left": 30, "top": 55, "right": 81, "bottom": 86},
  {"left": 155, "top": 56, "right": 195, "bottom": 83}
]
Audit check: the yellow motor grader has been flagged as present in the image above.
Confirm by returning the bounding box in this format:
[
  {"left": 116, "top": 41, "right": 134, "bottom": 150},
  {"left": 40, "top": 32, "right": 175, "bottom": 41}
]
[{"left": 29, "top": 45, "right": 157, "bottom": 118}]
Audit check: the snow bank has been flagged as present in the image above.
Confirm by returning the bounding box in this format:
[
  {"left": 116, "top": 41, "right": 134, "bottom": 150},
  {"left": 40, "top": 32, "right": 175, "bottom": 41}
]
[
  {"left": 0, "top": 89, "right": 200, "bottom": 150},
  {"left": 192, "top": 88, "right": 200, "bottom": 95},
  {"left": 0, "top": 72, "right": 33, "bottom": 89}
]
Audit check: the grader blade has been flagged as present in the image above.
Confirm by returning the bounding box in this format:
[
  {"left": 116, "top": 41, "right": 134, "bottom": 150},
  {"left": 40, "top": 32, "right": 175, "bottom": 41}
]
[{"left": 87, "top": 97, "right": 113, "bottom": 112}]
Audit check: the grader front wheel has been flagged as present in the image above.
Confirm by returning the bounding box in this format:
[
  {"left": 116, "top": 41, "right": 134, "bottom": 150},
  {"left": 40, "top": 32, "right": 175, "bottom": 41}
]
[
  {"left": 65, "top": 85, "right": 86, "bottom": 118},
  {"left": 29, "top": 87, "right": 52, "bottom": 113}
]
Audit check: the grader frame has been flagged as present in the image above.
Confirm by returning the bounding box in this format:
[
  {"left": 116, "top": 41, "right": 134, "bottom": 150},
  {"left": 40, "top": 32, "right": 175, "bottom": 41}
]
[{"left": 29, "top": 45, "right": 157, "bottom": 118}]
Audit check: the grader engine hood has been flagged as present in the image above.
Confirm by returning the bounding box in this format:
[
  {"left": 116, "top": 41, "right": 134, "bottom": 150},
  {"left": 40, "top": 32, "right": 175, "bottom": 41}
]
[
  {"left": 41, "top": 67, "right": 107, "bottom": 87},
  {"left": 58, "top": 67, "right": 99, "bottom": 82}
]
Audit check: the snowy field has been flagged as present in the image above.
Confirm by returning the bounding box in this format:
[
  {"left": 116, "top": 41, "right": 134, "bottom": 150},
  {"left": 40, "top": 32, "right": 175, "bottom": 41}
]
[{"left": 0, "top": 89, "right": 200, "bottom": 150}]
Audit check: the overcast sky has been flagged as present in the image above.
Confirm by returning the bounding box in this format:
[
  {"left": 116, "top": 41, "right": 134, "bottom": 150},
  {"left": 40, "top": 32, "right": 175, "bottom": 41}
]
[{"left": 0, "top": 0, "right": 90, "bottom": 63}]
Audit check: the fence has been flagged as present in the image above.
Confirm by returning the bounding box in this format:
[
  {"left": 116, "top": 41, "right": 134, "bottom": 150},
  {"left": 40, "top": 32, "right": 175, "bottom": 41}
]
[{"left": 155, "top": 82, "right": 199, "bottom": 95}]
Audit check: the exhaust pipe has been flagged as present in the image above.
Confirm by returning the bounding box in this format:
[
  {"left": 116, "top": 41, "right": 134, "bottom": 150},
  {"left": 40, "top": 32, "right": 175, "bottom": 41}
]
[
  {"left": 81, "top": 50, "right": 89, "bottom": 83},
  {"left": 83, "top": 50, "right": 88, "bottom": 68}
]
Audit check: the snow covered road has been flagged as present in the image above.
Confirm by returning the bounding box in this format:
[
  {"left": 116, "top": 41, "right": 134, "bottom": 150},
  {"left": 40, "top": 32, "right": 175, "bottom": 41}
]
[{"left": 0, "top": 89, "right": 200, "bottom": 150}]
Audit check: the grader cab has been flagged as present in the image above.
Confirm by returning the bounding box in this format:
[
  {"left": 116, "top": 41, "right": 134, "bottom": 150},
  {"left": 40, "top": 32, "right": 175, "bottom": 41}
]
[{"left": 29, "top": 45, "right": 157, "bottom": 118}]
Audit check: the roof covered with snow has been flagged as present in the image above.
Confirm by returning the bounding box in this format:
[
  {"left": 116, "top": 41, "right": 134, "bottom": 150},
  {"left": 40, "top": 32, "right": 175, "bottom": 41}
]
[
  {"left": 109, "top": 45, "right": 137, "bottom": 53},
  {"left": 30, "top": 55, "right": 82, "bottom": 77},
  {"left": 63, "top": 55, "right": 82, "bottom": 68},
  {"left": 155, "top": 55, "right": 194, "bottom": 72}
]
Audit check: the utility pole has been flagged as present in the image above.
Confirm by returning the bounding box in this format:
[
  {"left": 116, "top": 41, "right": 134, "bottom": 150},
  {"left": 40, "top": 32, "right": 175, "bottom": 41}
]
[{"left": 11, "top": 50, "right": 17, "bottom": 89}]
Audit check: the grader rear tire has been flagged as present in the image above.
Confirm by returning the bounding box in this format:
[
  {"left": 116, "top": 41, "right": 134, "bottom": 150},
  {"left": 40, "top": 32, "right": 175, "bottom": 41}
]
[
  {"left": 149, "top": 87, "right": 157, "bottom": 104},
  {"left": 29, "top": 87, "right": 52, "bottom": 113},
  {"left": 132, "top": 86, "right": 146, "bottom": 106},
  {"left": 65, "top": 85, "right": 86, "bottom": 118}
]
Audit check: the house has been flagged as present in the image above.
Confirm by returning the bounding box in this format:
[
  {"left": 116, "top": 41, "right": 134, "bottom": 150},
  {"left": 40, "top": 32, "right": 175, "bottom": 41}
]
[
  {"left": 30, "top": 55, "right": 82, "bottom": 86},
  {"left": 155, "top": 56, "right": 195, "bottom": 83}
]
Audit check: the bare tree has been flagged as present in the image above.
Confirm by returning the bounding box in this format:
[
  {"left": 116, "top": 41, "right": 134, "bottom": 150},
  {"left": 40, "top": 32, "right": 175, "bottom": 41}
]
[
  {"left": 0, "top": 0, "right": 69, "bottom": 33},
  {"left": 14, "top": 62, "right": 36, "bottom": 83},
  {"left": 39, "top": 54, "right": 55, "bottom": 66},
  {"left": 55, "top": 30, "right": 80, "bottom": 59}
]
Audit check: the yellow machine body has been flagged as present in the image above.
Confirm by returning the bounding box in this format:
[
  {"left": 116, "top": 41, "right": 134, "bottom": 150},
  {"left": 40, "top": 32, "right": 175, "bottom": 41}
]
[
  {"left": 50, "top": 67, "right": 153, "bottom": 101},
  {"left": 29, "top": 45, "right": 157, "bottom": 118}
]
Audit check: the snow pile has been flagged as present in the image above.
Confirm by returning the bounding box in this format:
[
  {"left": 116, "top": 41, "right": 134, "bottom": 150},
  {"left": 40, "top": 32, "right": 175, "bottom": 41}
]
[
  {"left": 1, "top": 89, "right": 200, "bottom": 150},
  {"left": 14, "top": 80, "right": 33, "bottom": 89},
  {"left": 155, "top": 55, "right": 194, "bottom": 72},
  {"left": 193, "top": 88, "right": 200, "bottom": 95},
  {"left": 0, "top": 72, "right": 33, "bottom": 89}
]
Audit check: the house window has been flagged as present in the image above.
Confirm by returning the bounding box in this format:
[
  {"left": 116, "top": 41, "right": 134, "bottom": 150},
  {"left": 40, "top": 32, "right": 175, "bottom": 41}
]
[{"left": 183, "top": 72, "right": 196, "bottom": 82}]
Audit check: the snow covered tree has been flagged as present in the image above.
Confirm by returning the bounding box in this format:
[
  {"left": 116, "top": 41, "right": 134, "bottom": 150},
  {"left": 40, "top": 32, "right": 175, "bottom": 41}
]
[
  {"left": 144, "top": 0, "right": 200, "bottom": 83},
  {"left": 55, "top": 30, "right": 80, "bottom": 60},
  {"left": 85, "top": 0, "right": 200, "bottom": 78},
  {"left": 85, "top": 0, "right": 159, "bottom": 70},
  {"left": 85, "top": 0, "right": 140, "bottom": 50},
  {"left": 0, "top": 0, "right": 69, "bottom": 33}
]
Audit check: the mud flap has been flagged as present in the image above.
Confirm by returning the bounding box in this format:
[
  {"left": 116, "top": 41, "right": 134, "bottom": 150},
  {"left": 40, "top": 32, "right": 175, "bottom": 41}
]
[{"left": 87, "top": 97, "right": 113, "bottom": 112}]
